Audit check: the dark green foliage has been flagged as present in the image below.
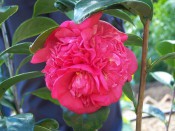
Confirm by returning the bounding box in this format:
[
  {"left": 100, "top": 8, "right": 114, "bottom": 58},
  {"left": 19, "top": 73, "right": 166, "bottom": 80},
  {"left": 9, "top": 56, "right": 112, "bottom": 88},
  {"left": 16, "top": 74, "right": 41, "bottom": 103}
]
[{"left": 63, "top": 107, "right": 110, "bottom": 131}]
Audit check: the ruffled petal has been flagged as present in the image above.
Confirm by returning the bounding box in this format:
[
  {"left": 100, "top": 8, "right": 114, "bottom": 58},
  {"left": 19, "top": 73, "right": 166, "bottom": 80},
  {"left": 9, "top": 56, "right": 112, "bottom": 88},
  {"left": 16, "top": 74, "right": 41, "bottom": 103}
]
[
  {"left": 91, "top": 85, "right": 122, "bottom": 106},
  {"left": 79, "top": 12, "right": 102, "bottom": 30},
  {"left": 126, "top": 48, "right": 138, "bottom": 75},
  {"left": 52, "top": 71, "right": 101, "bottom": 114},
  {"left": 31, "top": 47, "right": 50, "bottom": 63}
]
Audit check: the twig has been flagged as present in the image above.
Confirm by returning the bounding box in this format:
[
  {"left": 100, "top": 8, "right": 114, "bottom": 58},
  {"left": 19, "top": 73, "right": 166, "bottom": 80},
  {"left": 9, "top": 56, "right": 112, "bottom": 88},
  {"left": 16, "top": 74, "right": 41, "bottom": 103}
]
[
  {"left": 1, "top": 23, "right": 21, "bottom": 114},
  {"left": 167, "top": 89, "right": 175, "bottom": 130},
  {"left": 131, "top": 110, "right": 175, "bottom": 121},
  {"left": 136, "top": 19, "right": 150, "bottom": 131}
]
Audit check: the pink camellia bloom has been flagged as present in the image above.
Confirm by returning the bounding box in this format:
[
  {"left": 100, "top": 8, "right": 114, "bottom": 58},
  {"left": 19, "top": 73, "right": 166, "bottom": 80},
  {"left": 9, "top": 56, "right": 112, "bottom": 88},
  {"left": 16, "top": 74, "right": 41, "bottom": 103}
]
[{"left": 31, "top": 12, "right": 138, "bottom": 114}]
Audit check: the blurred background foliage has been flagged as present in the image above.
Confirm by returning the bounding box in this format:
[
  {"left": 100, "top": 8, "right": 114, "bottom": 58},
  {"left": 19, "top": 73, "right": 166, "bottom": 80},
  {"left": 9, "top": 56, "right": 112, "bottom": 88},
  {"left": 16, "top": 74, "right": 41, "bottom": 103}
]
[{"left": 124, "top": 0, "right": 175, "bottom": 83}]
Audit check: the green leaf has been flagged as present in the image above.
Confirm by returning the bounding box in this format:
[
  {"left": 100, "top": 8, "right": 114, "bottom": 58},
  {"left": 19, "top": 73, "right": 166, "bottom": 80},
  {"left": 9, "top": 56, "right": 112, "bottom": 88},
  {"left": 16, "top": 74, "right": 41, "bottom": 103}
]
[
  {"left": 12, "top": 17, "right": 58, "bottom": 44},
  {"left": 150, "top": 71, "right": 174, "bottom": 89},
  {"left": 143, "top": 104, "right": 167, "bottom": 125},
  {"left": 123, "top": 83, "right": 137, "bottom": 110},
  {"left": 6, "top": 113, "right": 35, "bottom": 131},
  {"left": 0, "top": 96, "right": 16, "bottom": 111},
  {"left": 149, "top": 52, "right": 175, "bottom": 71},
  {"left": 104, "top": 9, "right": 134, "bottom": 25},
  {"left": 16, "top": 55, "right": 32, "bottom": 75},
  {"left": 125, "top": 34, "right": 143, "bottom": 46},
  {"left": 156, "top": 40, "right": 175, "bottom": 68},
  {"left": 0, "top": 113, "right": 35, "bottom": 131},
  {"left": 0, "top": 42, "right": 31, "bottom": 58},
  {"left": 35, "top": 119, "right": 59, "bottom": 130},
  {"left": 0, "top": 71, "right": 44, "bottom": 99},
  {"left": 74, "top": 0, "right": 153, "bottom": 24},
  {"left": 32, "top": 87, "right": 60, "bottom": 105},
  {"left": 33, "top": 0, "right": 59, "bottom": 17},
  {"left": 20, "top": 92, "right": 31, "bottom": 108},
  {"left": 65, "top": 10, "right": 74, "bottom": 20},
  {"left": 0, "top": 59, "right": 4, "bottom": 67},
  {"left": 30, "top": 27, "right": 57, "bottom": 53},
  {"left": 121, "top": 0, "right": 153, "bottom": 24},
  {"left": 63, "top": 107, "right": 110, "bottom": 131},
  {"left": 54, "top": 0, "right": 79, "bottom": 19},
  {"left": 0, "top": 5, "right": 18, "bottom": 25},
  {"left": 34, "top": 125, "right": 51, "bottom": 131},
  {"left": 54, "top": 0, "right": 79, "bottom": 12},
  {"left": 0, "top": 118, "right": 6, "bottom": 130}
]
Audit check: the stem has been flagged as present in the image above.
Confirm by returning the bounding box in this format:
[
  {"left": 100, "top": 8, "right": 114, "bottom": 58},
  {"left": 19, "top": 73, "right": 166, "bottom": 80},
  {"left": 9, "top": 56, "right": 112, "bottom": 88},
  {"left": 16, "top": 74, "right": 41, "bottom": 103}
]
[
  {"left": 0, "top": 105, "right": 4, "bottom": 117},
  {"left": 167, "top": 88, "right": 175, "bottom": 130},
  {"left": 136, "top": 20, "right": 150, "bottom": 131},
  {"left": 1, "top": 23, "right": 21, "bottom": 114}
]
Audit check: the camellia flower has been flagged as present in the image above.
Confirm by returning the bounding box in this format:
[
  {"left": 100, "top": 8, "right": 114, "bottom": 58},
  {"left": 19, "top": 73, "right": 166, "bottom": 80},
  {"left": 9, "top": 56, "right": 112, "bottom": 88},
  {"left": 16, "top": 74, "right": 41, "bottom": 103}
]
[{"left": 31, "top": 12, "right": 138, "bottom": 114}]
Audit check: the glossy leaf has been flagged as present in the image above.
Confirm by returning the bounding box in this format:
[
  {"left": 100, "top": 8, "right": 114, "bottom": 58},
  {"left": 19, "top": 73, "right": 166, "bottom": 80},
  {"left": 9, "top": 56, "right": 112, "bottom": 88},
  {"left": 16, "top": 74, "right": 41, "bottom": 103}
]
[
  {"left": 0, "top": 96, "right": 16, "bottom": 111},
  {"left": 63, "top": 106, "right": 110, "bottom": 131},
  {"left": 0, "top": 113, "right": 35, "bottom": 131},
  {"left": 143, "top": 104, "right": 167, "bottom": 125},
  {"left": 149, "top": 52, "right": 175, "bottom": 70},
  {"left": 20, "top": 92, "right": 31, "bottom": 108},
  {"left": 125, "top": 34, "right": 143, "bottom": 46},
  {"left": 74, "top": 0, "right": 153, "bottom": 24},
  {"left": 30, "top": 27, "right": 57, "bottom": 53},
  {"left": 156, "top": 40, "right": 175, "bottom": 68},
  {"left": 7, "top": 113, "right": 34, "bottom": 131},
  {"left": 0, "top": 42, "right": 31, "bottom": 57},
  {"left": 104, "top": 9, "right": 134, "bottom": 25},
  {"left": 150, "top": 71, "right": 174, "bottom": 89},
  {"left": 35, "top": 119, "right": 59, "bottom": 130},
  {"left": 123, "top": 83, "right": 137, "bottom": 110},
  {"left": 12, "top": 17, "right": 58, "bottom": 44},
  {"left": 65, "top": 10, "right": 74, "bottom": 20},
  {"left": 0, "top": 71, "right": 44, "bottom": 99},
  {"left": 16, "top": 55, "right": 32, "bottom": 75},
  {"left": 54, "top": 0, "right": 79, "bottom": 19},
  {"left": 0, "top": 59, "right": 4, "bottom": 67},
  {"left": 32, "top": 87, "right": 60, "bottom": 105},
  {"left": 54, "top": 0, "right": 79, "bottom": 12},
  {"left": 0, "top": 118, "right": 6, "bottom": 130},
  {"left": 33, "top": 0, "right": 58, "bottom": 17},
  {"left": 34, "top": 125, "right": 51, "bottom": 131},
  {"left": 0, "top": 5, "right": 18, "bottom": 25}
]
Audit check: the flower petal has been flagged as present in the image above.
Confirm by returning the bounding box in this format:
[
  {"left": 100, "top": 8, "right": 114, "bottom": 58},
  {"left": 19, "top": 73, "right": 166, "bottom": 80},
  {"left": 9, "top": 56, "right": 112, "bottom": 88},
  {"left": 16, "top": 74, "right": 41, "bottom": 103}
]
[
  {"left": 31, "top": 47, "right": 50, "bottom": 63},
  {"left": 126, "top": 47, "right": 138, "bottom": 75},
  {"left": 79, "top": 12, "right": 102, "bottom": 30},
  {"left": 52, "top": 71, "right": 101, "bottom": 114},
  {"left": 91, "top": 86, "right": 122, "bottom": 106}
]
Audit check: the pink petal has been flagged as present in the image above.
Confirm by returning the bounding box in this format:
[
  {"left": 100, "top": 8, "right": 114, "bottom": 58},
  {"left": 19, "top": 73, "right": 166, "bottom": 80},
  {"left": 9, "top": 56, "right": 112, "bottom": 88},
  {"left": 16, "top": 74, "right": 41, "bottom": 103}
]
[
  {"left": 31, "top": 47, "right": 50, "bottom": 63},
  {"left": 52, "top": 71, "right": 101, "bottom": 114},
  {"left": 55, "top": 28, "right": 74, "bottom": 38},
  {"left": 126, "top": 47, "right": 138, "bottom": 75},
  {"left": 79, "top": 12, "right": 102, "bottom": 30},
  {"left": 91, "top": 86, "right": 122, "bottom": 106},
  {"left": 98, "top": 20, "right": 128, "bottom": 42},
  {"left": 81, "top": 28, "right": 94, "bottom": 41},
  {"left": 99, "top": 73, "right": 109, "bottom": 91}
]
